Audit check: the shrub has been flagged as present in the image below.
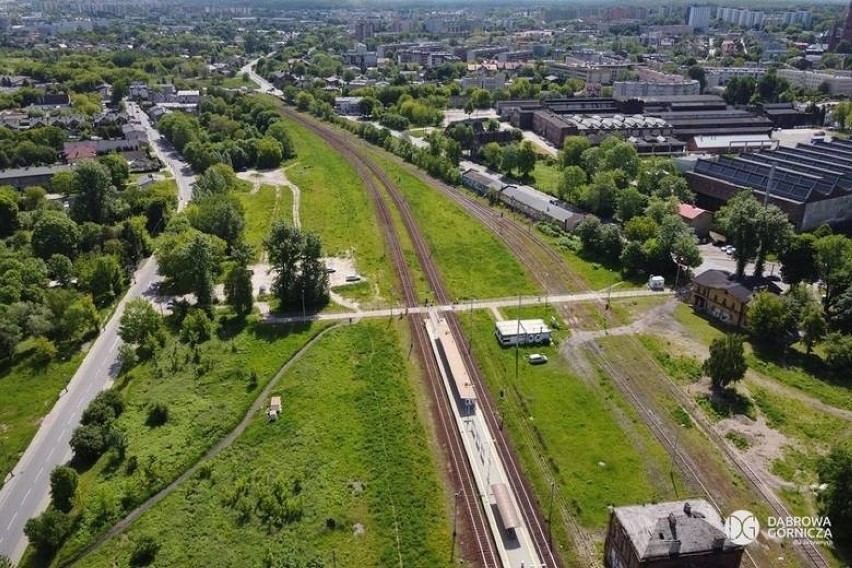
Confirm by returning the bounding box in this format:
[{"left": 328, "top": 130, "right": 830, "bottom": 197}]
[
  {"left": 49, "top": 466, "right": 78, "bottom": 512},
  {"left": 129, "top": 535, "right": 160, "bottom": 566},
  {"left": 70, "top": 423, "right": 108, "bottom": 463},
  {"left": 146, "top": 402, "right": 170, "bottom": 427},
  {"left": 31, "top": 336, "right": 58, "bottom": 366}
]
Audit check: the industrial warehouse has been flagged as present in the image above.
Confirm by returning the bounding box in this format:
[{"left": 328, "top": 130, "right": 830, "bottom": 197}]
[{"left": 686, "top": 139, "right": 852, "bottom": 231}]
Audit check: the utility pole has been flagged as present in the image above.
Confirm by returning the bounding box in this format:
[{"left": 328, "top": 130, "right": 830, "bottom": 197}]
[
  {"left": 548, "top": 480, "right": 556, "bottom": 549},
  {"left": 451, "top": 491, "right": 460, "bottom": 562},
  {"left": 515, "top": 293, "right": 521, "bottom": 383}
]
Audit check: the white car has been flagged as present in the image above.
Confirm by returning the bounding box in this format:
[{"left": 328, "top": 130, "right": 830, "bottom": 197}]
[{"left": 528, "top": 354, "right": 548, "bottom": 365}]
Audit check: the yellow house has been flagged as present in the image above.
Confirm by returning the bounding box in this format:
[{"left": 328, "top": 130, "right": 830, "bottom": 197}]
[{"left": 690, "top": 269, "right": 781, "bottom": 329}]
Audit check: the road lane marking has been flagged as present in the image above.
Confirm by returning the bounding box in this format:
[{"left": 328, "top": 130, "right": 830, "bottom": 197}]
[
  {"left": 23, "top": 488, "right": 31, "bottom": 501},
  {"left": 6, "top": 512, "right": 17, "bottom": 531},
  {"left": 36, "top": 466, "right": 44, "bottom": 479}
]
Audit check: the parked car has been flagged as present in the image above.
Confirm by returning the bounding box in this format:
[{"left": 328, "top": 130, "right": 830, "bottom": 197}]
[
  {"left": 345, "top": 274, "right": 361, "bottom": 282},
  {"left": 528, "top": 354, "right": 548, "bottom": 365}
]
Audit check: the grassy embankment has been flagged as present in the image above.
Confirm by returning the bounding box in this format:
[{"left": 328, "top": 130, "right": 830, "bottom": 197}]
[
  {"left": 365, "top": 149, "right": 539, "bottom": 301},
  {"left": 73, "top": 322, "right": 453, "bottom": 568}
]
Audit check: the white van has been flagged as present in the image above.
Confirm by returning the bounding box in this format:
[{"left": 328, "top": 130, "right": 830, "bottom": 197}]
[{"left": 648, "top": 275, "right": 665, "bottom": 291}]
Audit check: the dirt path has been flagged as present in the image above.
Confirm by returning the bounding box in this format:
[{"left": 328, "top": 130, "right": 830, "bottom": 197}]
[
  {"left": 236, "top": 167, "right": 302, "bottom": 229},
  {"left": 60, "top": 324, "right": 341, "bottom": 567}
]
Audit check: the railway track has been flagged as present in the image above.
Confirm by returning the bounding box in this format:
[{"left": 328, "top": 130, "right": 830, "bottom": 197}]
[
  {"left": 585, "top": 340, "right": 830, "bottom": 568},
  {"left": 283, "top": 109, "right": 499, "bottom": 567}
]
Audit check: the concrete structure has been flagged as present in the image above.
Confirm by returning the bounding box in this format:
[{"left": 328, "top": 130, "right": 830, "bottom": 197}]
[
  {"left": 546, "top": 60, "right": 632, "bottom": 85},
  {"left": 691, "top": 269, "right": 780, "bottom": 328},
  {"left": 614, "top": 80, "right": 701, "bottom": 98},
  {"left": 604, "top": 499, "right": 744, "bottom": 568},
  {"left": 460, "top": 72, "right": 506, "bottom": 92},
  {"left": 777, "top": 69, "right": 852, "bottom": 95},
  {"left": 334, "top": 96, "right": 363, "bottom": 116},
  {"left": 494, "top": 319, "right": 552, "bottom": 347},
  {"left": 705, "top": 67, "right": 766, "bottom": 89},
  {"left": 686, "top": 5, "right": 712, "bottom": 32},
  {"left": 717, "top": 7, "right": 765, "bottom": 28},
  {"left": 677, "top": 203, "right": 713, "bottom": 238}
]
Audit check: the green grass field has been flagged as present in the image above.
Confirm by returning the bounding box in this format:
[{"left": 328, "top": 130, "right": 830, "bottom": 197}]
[
  {"left": 282, "top": 120, "right": 401, "bottom": 304},
  {"left": 463, "top": 310, "right": 678, "bottom": 543},
  {"left": 51, "top": 319, "right": 332, "bottom": 563},
  {"left": 365, "top": 150, "right": 539, "bottom": 300},
  {"left": 74, "top": 322, "right": 452, "bottom": 568},
  {"left": 0, "top": 342, "right": 84, "bottom": 482},
  {"left": 236, "top": 184, "right": 291, "bottom": 254},
  {"left": 530, "top": 160, "right": 561, "bottom": 197}
]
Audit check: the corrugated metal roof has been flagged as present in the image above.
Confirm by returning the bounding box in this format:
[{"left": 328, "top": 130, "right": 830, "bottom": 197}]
[{"left": 494, "top": 319, "right": 551, "bottom": 337}]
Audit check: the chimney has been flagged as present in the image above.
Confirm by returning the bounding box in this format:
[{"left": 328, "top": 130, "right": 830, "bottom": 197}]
[{"left": 668, "top": 512, "right": 678, "bottom": 541}]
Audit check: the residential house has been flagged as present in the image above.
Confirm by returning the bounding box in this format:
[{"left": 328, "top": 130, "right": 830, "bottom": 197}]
[
  {"left": 690, "top": 269, "right": 781, "bottom": 328},
  {"left": 63, "top": 141, "right": 98, "bottom": 163}
]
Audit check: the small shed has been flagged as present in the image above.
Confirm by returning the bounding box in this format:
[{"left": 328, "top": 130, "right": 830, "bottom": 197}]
[
  {"left": 494, "top": 319, "right": 552, "bottom": 347},
  {"left": 678, "top": 203, "right": 713, "bottom": 238}
]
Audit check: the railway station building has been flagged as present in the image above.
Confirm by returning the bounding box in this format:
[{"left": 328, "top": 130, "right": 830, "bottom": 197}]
[
  {"left": 494, "top": 319, "right": 552, "bottom": 347},
  {"left": 604, "top": 499, "right": 744, "bottom": 568}
]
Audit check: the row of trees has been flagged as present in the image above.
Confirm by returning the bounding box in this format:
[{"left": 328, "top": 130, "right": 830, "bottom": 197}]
[
  {"left": 0, "top": 124, "right": 67, "bottom": 169},
  {"left": 157, "top": 91, "right": 295, "bottom": 173}
]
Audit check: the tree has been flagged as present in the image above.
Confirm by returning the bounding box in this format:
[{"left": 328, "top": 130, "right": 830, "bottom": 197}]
[
  {"left": 557, "top": 165, "right": 586, "bottom": 203},
  {"left": 180, "top": 309, "right": 213, "bottom": 344},
  {"left": 119, "top": 298, "right": 162, "bottom": 345},
  {"left": 560, "top": 136, "right": 591, "bottom": 168},
  {"left": 515, "top": 141, "right": 536, "bottom": 179},
  {"left": 816, "top": 445, "right": 852, "bottom": 543},
  {"left": 79, "top": 255, "right": 123, "bottom": 307},
  {"left": 0, "top": 193, "right": 18, "bottom": 237},
  {"left": 97, "top": 153, "right": 130, "bottom": 190},
  {"left": 188, "top": 194, "right": 245, "bottom": 251},
  {"left": 800, "top": 303, "right": 827, "bottom": 354},
  {"left": 580, "top": 171, "right": 619, "bottom": 217},
  {"left": 687, "top": 65, "right": 707, "bottom": 92},
  {"left": 264, "top": 221, "right": 329, "bottom": 310},
  {"left": 23, "top": 508, "right": 70, "bottom": 555},
  {"left": 574, "top": 215, "right": 603, "bottom": 252},
  {"left": 31, "top": 212, "right": 80, "bottom": 260},
  {"left": 187, "top": 233, "right": 216, "bottom": 313},
  {"left": 70, "top": 160, "right": 115, "bottom": 224},
  {"left": 295, "top": 91, "right": 314, "bottom": 112},
  {"left": 256, "top": 136, "right": 284, "bottom": 169},
  {"left": 481, "top": 142, "right": 503, "bottom": 171},
  {"left": 624, "top": 215, "right": 658, "bottom": 243},
  {"left": 814, "top": 235, "right": 852, "bottom": 313},
  {"left": 61, "top": 296, "right": 100, "bottom": 340},
  {"left": 748, "top": 292, "right": 796, "bottom": 345},
  {"left": 0, "top": 315, "right": 21, "bottom": 361},
  {"left": 753, "top": 205, "right": 794, "bottom": 278},
  {"left": 265, "top": 121, "right": 295, "bottom": 159},
  {"left": 780, "top": 233, "right": 818, "bottom": 284},
  {"left": 716, "top": 192, "right": 763, "bottom": 279},
  {"left": 824, "top": 332, "right": 852, "bottom": 373},
  {"left": 49, "top": 466, "right": 78, "bottom": 512},
  {"left": 46, "top": 254, "right": 74, "bottom": 286},
  {"left": 616, "top": 187, "right": 648, "bottom": 222},
  {"left": 70, "top": 423, "right": 108, "bottom": 462},
  {"left": 703, "top": 334, "right": 747, "bottom": 389},
  {"left": 501, "top": 143, "right": 519, "bottom": 175},
  {"left": 31, "top": 336, "right": 57, "bottom": 366},
  {"left": 225, "top": 264, "right": 254, "bottom": 316},
  {"left": 598, "top": 138, "right": 638, "bottom": 178}
]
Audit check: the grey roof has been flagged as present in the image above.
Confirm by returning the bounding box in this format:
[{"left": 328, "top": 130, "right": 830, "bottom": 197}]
[
  {"left": 500, "top": 183, "right": 579, "bottom": 224},
  {"left": 613, "top": 499, "right": 741, "bottom": 561},
  {"left": 692, "top": 269, "right": 780, "bottom": 303},
  {"left": 0, "top": 164, "right": 72, "bottom": 180}
]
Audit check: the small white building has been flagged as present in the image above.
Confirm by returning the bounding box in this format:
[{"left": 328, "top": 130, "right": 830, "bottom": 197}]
[
  {"left": 268, "top": 396, "right": 282, "bottom": 421},
  {"left": 494, "top": 319, "right": 552, "bottom": 347}
]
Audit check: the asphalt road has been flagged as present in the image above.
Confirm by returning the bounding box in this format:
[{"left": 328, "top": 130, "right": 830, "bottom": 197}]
[{"left": 0, "top": 103, "right": 194, "bottom": 564}]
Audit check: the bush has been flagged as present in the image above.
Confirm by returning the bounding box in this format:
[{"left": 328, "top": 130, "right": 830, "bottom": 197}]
[
  {"left": 129, "top": 535, "right": 160, "bottom": 567},
  {"left": 31, "top": 336, "right": 58, "bottom": 366},
  {"left": 70, "top": 423, "right": 108, "bottom": 463},
  {"left": 146, "top": 402, "right": 169, "bottom": 427},
  {"left": 180, "top": 308, "right": 213, "bottom": 344},
  {"left": 49, "top": 466, "right": 78, "bottom": 512}
]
